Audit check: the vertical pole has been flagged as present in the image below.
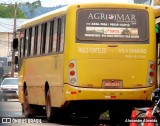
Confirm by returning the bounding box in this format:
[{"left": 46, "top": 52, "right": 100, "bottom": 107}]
[
  {"left": 11, "top": 2, "right": 17, "bottom": 77},
  {"left": 8, "top": 33, "right": 9, "bottom": 57}
]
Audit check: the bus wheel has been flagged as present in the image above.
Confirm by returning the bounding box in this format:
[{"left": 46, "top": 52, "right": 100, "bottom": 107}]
[
  {"left": 46, "top": 89, "right": 54, "bottom": 122},
  {"left": 23, "top": 89, "right": 34, "bottom": 118}
]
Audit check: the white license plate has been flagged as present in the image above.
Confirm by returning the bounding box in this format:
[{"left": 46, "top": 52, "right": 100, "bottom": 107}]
[{"left": 102, "top": 80, "right": 123, "bottom": 88}]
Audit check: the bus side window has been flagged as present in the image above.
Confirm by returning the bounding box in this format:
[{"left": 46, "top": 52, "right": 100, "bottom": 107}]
[
  {"left": 25, "top": 29, "right": 29, "bottom": 57},
  {"left": 33, "top": 26, "right": 38, "bottom": 55},
  {"left": 20, "top": 29, "right": 24, "bottom": 58},
  {"left": 56, "top": 18, "right": 61, "bottom": 52},
  {"left": 37, "top": 25, "right": 42, "bottom": 55},
  {"left": 19, "top": 38, "right": 22, "bottom": 58},
  {"left": 53, "top": 19, "right": 57, "bottom": 53},
  {"left": 30, "top": 27, "right": 35, "bottom": 56},
  {"left": 27, "top": 27, "right": 32, "bottom": 56},
  {"left": 60, "top": 16, "right": 65, "bottom": 52},
  {"left": 23, "top": 29, "right": 27, "bottom": 57},
  {"left": 41, "top": 23, "right": 47, "bottom": 54},
  {"left": 48, "top": 20, "right": 54, "bottom": 53},
  {"left": 45, "top": 22, "right": 50, "bottom": 54}
]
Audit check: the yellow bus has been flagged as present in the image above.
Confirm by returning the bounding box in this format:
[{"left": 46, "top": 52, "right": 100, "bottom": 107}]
[{"left": 13, "top": 2, "right": 157, "bottom": 125}]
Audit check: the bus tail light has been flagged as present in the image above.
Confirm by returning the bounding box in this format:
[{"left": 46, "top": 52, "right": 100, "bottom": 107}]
[
  {"left": 149, "top": 72, "right": 154, "bottom": 77},
  {"left": 69, "top": 63, "right": 74, "bottom": 68},
  {"left": 147, "top": 61, "right": 156, "bottom": 86},
  {"left": 68, "top": 60, "right": 78, "bottom": 85},
  {"left": 70, "top": 70, "right": 75, "bottom": 76},
  {"left": 150, "top": 64, "right": 155, "bottom": 70}
]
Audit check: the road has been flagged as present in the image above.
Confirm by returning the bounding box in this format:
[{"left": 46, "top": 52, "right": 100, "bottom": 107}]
[{"left": 0, "top": 99, "right": 110, "bottom": 126}]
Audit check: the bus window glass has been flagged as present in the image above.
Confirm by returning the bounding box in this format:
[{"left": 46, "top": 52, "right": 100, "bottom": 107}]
[
  {"left": 25, "top": 29, "right": 29, "bottom": 57},
  {"left": 48, "top": 20, "right": 54, "bottom": 53},
  {"left": 60, "top": 16, "right": 65, "bottom": 52},
  {"left": 45, "top": 22, "right": 50, "bottom": 54},
  {"left": 56, "top": 18, "right": 61, "bottom": 52},
  {"left": 53, "top": 19, "right": 57, "bottom": 53},
  {"left": 27, "top": 27, "right": 32, "bottom": 56},
  {"left": 23, "top": 29, "right": 27, "bottom": 57},
  {"left": 31, "top": 27, "right": 35, "bottom": 56},
  {"left": 20, "top": 30, "right": 24, "bottom": 58},
  {"left": 19, "top": 39, "right": 22, "bottom": 58},
  {"left": 41, "top": 23, "right": 47, "bottom": 54},
  {"left": 34, "top": 26, "right": 38, "bottom": 55},
  {"left": 77, "top": 9, "right": 149, "bottom": 43},
  {"left": 37, "top": 25, "right": 41, "bottom": 55}
]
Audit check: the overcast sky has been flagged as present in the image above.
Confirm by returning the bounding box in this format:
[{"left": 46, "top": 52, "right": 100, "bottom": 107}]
[{"left": 0, "top": 0, "right": 129, "bottom": 7}]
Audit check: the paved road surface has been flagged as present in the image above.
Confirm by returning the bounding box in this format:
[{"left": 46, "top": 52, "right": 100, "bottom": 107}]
[{"left": 0, "top": 99, "right": 110, "bottom": 126}]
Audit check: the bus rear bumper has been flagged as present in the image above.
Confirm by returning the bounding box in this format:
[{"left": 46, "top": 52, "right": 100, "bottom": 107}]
[{"left": 64, "top": 84, "right": 156, "bottom": 101}]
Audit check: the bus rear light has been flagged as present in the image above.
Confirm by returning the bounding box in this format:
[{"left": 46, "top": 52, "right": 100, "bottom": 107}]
[
  {"left": 146, "top": 61, "right": 156, "bottom": 86},
  {"left": 71, "top": 91, "right": 77, "bottom": 94},
  {"left": 150, "top": 64, "right": 155, "bottom": 70},
  {"left": 149, "top": 72, "right": 154, "bottom": 77},
  {"left": 66, "top": 91, "right": 77, "bottom": 94},
  {"left": 105, "top": 96, "right": 117, "bottom": 99},
  {"left": 148, "top": 78, "right": 153, "bottom": 84},
  {"left": 68, "top": 60, "right": 78, "bottom": 85},
  {"left": 69, "top": 63, "right": 74, "bottom": 68},
  {"left": 70, "top": 70, "right": 75, "bottom": 76},
  {"left": 111, "top": 96, "right": 116, "bottom": 99},
  {"left": 70, "top": 78, "right": 76, "bottom": 83}
]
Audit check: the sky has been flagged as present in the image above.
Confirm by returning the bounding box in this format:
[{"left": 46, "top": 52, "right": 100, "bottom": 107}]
[{"left": 0, "top": 0, "right": 129, "bottom": 7}]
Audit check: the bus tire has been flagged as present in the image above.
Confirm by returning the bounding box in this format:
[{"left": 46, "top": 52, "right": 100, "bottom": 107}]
[
  {"left": 46, "top": 89, "right": 54, "bottom": 122},
  {"left": 23, "top": 89, "right": 34, "bottom": 118}
]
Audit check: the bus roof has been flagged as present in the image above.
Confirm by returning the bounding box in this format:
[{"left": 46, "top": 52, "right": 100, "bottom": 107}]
[
  {"left": 21, "top": 5, "right": 68, "bottom": 28},
  {"left": 21, "top": 2, "right": 154, "bottom": 29}
]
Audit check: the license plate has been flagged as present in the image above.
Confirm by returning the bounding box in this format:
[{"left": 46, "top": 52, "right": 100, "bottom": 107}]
[{"left": 102, "top": 80, "right": 122, "bottom": 88}]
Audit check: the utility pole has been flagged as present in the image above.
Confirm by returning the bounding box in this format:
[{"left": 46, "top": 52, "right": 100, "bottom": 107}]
[{"left": 11, "top": 2, "right": 17, "bottom": 77}]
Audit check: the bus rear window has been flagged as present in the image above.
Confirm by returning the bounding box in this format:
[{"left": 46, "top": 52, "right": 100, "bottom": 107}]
[{"left": 76, "top": 9, "right": 149, "bottom": 42}]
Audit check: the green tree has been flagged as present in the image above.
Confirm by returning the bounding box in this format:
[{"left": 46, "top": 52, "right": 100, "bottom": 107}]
[
  {"left": 25, "top": 0, "right": 41, "bottom": 17},
  {"left": 0, "top": 4, "right": 25, "bottom": 18}
]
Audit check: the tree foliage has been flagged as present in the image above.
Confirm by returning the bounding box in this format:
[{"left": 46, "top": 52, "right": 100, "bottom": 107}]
[
  {"left": 0, "top": 4, "right": 26, "bottom": 18},
  {"left": 23, "top": 0, "right": 41, "bottom": 18}
]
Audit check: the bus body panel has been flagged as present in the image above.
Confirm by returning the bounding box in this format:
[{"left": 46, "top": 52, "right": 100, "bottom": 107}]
[
  {"left": 76, "top": 59, "right": 149, "bottom": 88},
  {"left": 18, "top": 59, "right": 25, "bottom": 104},
  {"left": 64, "top": 84, "right": 156, "bottom": 100},
  {"left": 71, "top": 44, "right": 156, "bottom": 89},
  {"left": 18, "top": 54, "right": 66, "bottom": 107}
]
